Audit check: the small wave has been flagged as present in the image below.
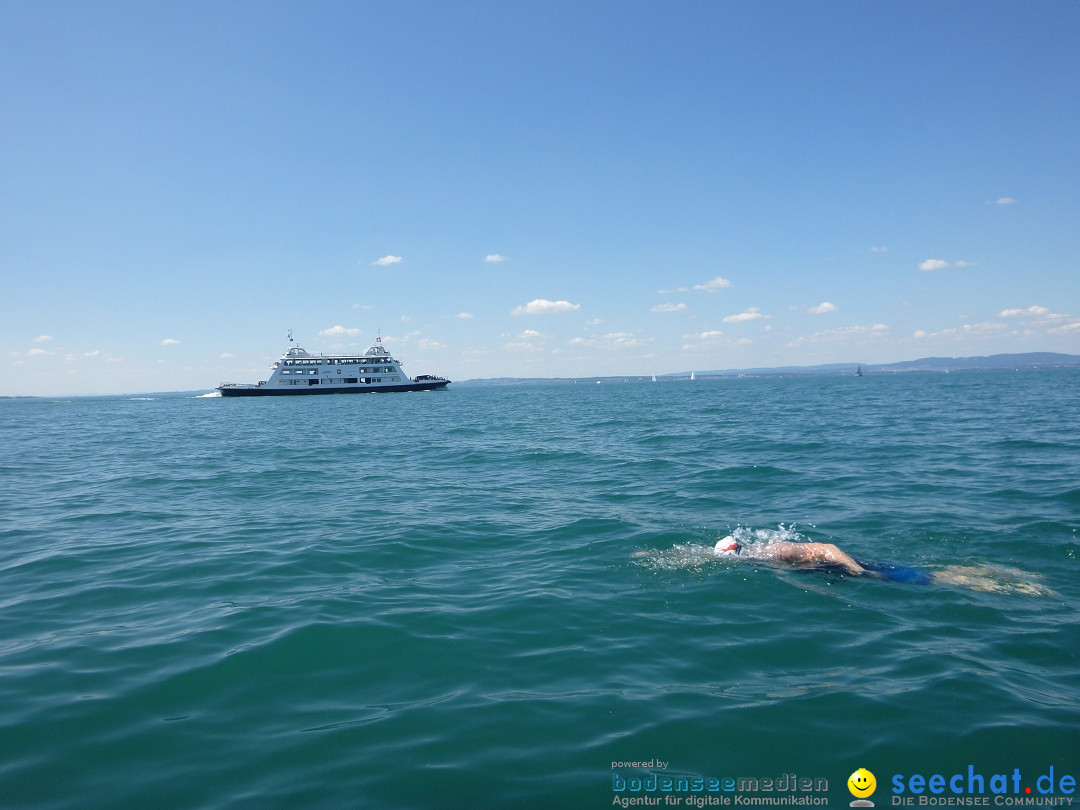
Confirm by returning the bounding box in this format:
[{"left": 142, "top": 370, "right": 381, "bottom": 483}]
[{"left": 195, "top": 392, "right": 222, "bottom": 398}]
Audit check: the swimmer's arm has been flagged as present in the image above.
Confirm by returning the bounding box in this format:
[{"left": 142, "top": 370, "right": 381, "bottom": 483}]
[
  {"left": 778, "top": 542, "right": 867, "bottom": 576},
  {"left": 818, "top": 544, "right": 867, "bottom": 576}
]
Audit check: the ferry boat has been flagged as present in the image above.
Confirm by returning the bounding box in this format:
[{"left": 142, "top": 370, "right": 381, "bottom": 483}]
[{"left": 217, "top": 334, "right": 450, "bottom": 397}]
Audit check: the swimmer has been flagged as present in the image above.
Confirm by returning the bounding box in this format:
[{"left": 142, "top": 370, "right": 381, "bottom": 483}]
[
  {"left": 714, "top": 535, "right": 933, "bottom": 584},
  {"left": 633, "top": 528, "right": 1054, "bottom": 594}
]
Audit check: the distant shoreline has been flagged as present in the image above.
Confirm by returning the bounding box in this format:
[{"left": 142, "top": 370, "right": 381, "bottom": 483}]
[
  {"left": 3, "top": 353, "right": 1078, "bottom": 398},
  {"left": 459, "top": 352, "right": 1080, "bottom": 385}
]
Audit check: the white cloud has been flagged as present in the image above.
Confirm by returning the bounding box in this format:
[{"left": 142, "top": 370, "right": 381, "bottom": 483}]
[
  {"left": 791, "top": 323, "right": 890, "bottom": 346},
  {"left": 418, "top": 338, "right": 444, "bottom": 350},
  {"left": 684, "top": 330, "right": 724, "bottom": 340},
  {"left": 919, "top": 259, "right": 978, "bottom": 271},
  {"left": 994, "top": 197, "right": 1017, "bottom": 205},
  {"left": 503, "top": 341, "right": 545, "bottom": 353},
  {"left": 870, "top": 246, "right": 889, "bottom": 253},
  {"left": 219, "top": 353, "right": 234, "bottom": 359},
  {"left": 693, "top": 275, "right": 733, "bottom": 293},
  {"left": 918, "top": 259, "right": 950, "bottom": 271},
  {"left": 999, "top": 305, "right": 1071, "bottom": 331},
  {"left": 511, "top": 298, "right": 580, "bottom": 315},
  {"left": 913, "top": 322, "right": 1007, "bottom": 339},
  {"left": 518, "top": 330, "right": 544, "bottom": 339},
  {"left": 651, "top": 302, "right": 686, "bottom": 313},
  {"left": 455, "top": 312, "right": 474, "bottom": 319},
  {"left": 808, "top": 302, "right": 838, "bottom": 315},
  {"left": 485, "top": 254, "right": 507, "bottom": 263},
  {"left": 319, "top": 325, "right": 361, "bottom": 337},
  {"left": 33, "top": 335, "right": 53, "bottom": 343},
  {"left": 372, "top": 255, "right": 403, "bottom": 266},
  {"left": 723, "top": 307, "right": 769, "bottom": 323},
  {"left": 27, "top": 347, "right": 54, "bottom": 356},
  {"left": 1000, "top": 305, "right": 1052, "bottom": 318},
  {"left": 84, "top": 350, "right": 100, "bottom": 357},
  {"left": 658, "top": 286, "right": 689, "bottom": 294},
  {"left": 570, "top": 332, "right": 648, "bottom": 349},
  {"left": 161, "top": 338, "right": 181, "bottom": 345}
]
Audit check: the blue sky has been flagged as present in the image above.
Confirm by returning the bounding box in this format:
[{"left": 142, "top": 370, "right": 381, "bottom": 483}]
[{"left": 3, "top": 0, "right": 1078, "bottom": 395}]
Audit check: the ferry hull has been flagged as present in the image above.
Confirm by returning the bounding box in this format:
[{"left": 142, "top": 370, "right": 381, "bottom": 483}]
[{"left": 218, "top": 380, "right": 450, "bottom": 397}]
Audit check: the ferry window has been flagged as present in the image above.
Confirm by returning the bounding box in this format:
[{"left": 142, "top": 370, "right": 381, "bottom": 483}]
[{"left": 345, "top": 378, "right": 357, "bottom": 384}]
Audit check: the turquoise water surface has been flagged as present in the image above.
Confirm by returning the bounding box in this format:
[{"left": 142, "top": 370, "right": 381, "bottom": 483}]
[{"left": 1, "top": 371, "right": 1078, "bottom": 809}]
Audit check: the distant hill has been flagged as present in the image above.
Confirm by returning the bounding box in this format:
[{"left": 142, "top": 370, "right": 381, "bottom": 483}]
[
  {"left": 865, "top": 352, "right": 1080, "bottom": 372},
  {"left": 457, "top": 352, "right": 1080, "bottom": 384},
  {"left": 676, "top": 352, "right": 1080, "bottom": 378}
]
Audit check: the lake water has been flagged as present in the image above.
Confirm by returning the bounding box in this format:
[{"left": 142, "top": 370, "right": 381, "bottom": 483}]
[{"left": 1, "top": 370, "right": 1077, "bottom": 809}]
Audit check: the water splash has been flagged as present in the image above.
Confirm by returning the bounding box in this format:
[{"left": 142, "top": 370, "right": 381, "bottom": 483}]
[{"left": 631, "top": 524, "right": 804, "bottom": 570}]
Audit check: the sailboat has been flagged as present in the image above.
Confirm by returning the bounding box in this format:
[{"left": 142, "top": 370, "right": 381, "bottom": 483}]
[
  {"left": 690, "top": 371, "right": 696, "bottom": 381},
  {"left": 855, "top": 366, "right": 863, "bottom": 377}
]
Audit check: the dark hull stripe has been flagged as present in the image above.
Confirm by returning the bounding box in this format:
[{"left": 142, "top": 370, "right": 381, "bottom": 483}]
[{"left": 218, "top": 381, "right": 450, "bottom": 397}]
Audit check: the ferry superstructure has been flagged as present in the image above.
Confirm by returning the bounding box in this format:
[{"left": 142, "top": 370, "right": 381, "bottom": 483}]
[{"left": 217, "top": 335, "right": 450, "bottom": 397}]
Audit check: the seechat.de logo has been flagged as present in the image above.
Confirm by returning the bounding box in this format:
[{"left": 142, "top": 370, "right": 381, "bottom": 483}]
[{"left": 848, "top": 768, "right": 877, "bottom": 807}]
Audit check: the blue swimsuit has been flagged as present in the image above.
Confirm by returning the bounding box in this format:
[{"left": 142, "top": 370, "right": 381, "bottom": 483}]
[{"left": 851, "top": 557, "right": 934, "bottom": 585}]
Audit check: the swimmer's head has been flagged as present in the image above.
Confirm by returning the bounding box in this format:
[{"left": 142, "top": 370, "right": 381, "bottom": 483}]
[{"left": 715, "top": 536, "right": 742, "bottom": 555}]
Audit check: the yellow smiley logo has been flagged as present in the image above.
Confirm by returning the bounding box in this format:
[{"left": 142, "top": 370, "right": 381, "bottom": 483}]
[{"left": 848, "top": 768, "right": 877, "bottom": 798}]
